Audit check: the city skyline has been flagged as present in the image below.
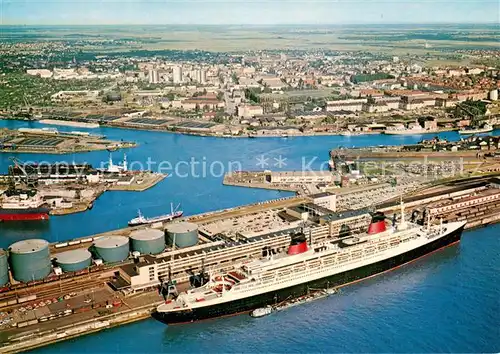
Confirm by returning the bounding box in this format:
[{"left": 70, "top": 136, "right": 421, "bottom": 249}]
[{"left": 2, "top": 0, "right": 499, "bottom": 25}]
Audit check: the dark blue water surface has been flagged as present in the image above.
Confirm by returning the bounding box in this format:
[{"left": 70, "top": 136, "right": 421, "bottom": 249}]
[
  {"left": 0, "top": 120, "right": 498, "bottom": 353},
  {"left": 32, "top": 226, "right": 500, "bottom": 353},
  {"left": 0, "top": 120, "right": 467, "bottom": 248}
]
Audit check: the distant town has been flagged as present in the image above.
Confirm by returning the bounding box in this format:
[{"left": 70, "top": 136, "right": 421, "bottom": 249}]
[{"left": 0, "top": 27, "right": 499, "bottom": 139}]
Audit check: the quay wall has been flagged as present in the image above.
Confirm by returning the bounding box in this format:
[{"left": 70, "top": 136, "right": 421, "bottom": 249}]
[{"left": 1, "top": 302, "right": 162, "bottom": 353}]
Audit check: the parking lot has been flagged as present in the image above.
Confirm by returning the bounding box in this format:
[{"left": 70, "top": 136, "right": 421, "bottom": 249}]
[
  {"left": 200, "top": 208, "right": 302, "bottom": 239},
  {"left": 0, "top": 286, "right": 115, "bottom": 330}
]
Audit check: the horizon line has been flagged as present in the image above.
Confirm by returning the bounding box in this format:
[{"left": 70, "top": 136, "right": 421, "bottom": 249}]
[{"left": 1, "top": 21, "right": 498, "bottom": 26}]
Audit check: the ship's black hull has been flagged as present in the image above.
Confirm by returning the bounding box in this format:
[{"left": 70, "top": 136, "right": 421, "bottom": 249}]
[{"left": 152, "top": 225, "right": 464, "bottom": 325}]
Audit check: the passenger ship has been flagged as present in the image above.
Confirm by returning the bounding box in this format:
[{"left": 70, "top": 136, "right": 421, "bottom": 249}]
[{"left": 153, "top": 208, "right": 466, "bottom": 325}]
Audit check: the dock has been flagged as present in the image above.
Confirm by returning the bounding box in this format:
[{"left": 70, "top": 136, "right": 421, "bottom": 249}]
[
  {"left": 2, "top": 175, "right": 500, "bottom": 352},
  {"left": 107, "top": 172, "right": 166, "bottom": 192},
  {"left": 1, "top": 156, "right": 166, "bottom": 216},
  {"left": 332, "top": 136, "right": 500, "bottom": 162},
  {"left": 0, "top": 128, "right": 136, "bottom": 154}
]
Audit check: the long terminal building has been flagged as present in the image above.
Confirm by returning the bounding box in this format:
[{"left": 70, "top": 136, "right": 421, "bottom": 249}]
[{"left": 118, "top": 204, "right": 370, "bottom": 291}]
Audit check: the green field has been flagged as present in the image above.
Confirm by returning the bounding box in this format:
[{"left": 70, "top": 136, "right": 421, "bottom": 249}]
[{"left": 1, "top": 24, "right": 498, "bottom": 54}]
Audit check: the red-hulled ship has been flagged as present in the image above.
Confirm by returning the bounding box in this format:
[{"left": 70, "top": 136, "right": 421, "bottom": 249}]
[{"left": 0, "top": 193, "right": 49, "bottom": 222}]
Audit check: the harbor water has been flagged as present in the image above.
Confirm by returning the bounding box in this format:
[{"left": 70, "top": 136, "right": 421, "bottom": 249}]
[
  {"left": 31, "top": 225, "right": 499, "bottom": 353},
  {"left": 0, "top": 120, "right": 498, "bottom": 352},
  {"left": 0, "top": 120, "right": 472, "bottom": 248}
]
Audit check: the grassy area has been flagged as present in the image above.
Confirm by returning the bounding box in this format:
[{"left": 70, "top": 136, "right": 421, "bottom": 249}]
[
  {"left": 0, "top": 73, "right": 114, "bottom": 110},
  {"left": 2, "top": 25, "right": 498, "bottom": 53}
]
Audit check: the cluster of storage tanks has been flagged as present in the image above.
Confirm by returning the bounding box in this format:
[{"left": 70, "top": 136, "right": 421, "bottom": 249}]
[{"left": 0, "top": 221, "right": 200, "bottom": 286}]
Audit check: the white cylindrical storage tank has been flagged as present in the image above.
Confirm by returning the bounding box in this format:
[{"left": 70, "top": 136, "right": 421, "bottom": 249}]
[
  {"left": 489, "top": 89, "right": 498, "bottom": 101},
  {"left": 166, "top": 222, "right": 199, "bottom": 249},
  {"left": 9, "top": 239, "right": 51, "bottom": 282},
  {"left": 130, "top": 229, "right": 165, "bottom": 255},
  {"left": 55, "top": 249, "right": 92, "bottom": 272},
  {"left": 0, "top": 249, "right": 8, "bottom": 286},
  {"left": 93, "top": 236, "right": 129, "bottom": 263}
]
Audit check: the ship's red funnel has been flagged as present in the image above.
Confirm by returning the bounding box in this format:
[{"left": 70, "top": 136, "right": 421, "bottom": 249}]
[
  {"left": 368, "top": 212, "right": 387, "bottom": 234},
  {"left": 288, "top": 232, "right": 308, "bottom": 255}
]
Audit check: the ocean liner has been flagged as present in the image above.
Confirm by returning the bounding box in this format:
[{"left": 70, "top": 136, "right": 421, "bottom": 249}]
[{"left": 153, "top": 207, "right": 465, "bottom": 325}]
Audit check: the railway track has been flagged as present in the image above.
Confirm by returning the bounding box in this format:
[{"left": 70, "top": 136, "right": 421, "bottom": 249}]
[
  {"left": 1, "top": 273, "right": 108, "bottom": 301},
  {"left": 0, "top": 278, "right": 112, "bottom": 312},
  {"left": 18, "top": 279, "right": 108, "bottom": 301}
]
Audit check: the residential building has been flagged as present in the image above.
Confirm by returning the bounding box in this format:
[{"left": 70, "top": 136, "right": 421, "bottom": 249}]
[
  {"left": 326, "top": 99, "right": 367, "bottom": 112},
  {"left": 309, "top": 192, "right": 337, "bottom": 212},
  {"left": 26, "top": 69, "right": 53, "bottom": 78},
  {"left": 237, "top": 104, "right": 264, "bottom": 118},
  {"left": 148, "top": 69, "right": 159, "bottom": 84},
  {"left": 173, "top": 66, "right": 183, "bottom": 84}
]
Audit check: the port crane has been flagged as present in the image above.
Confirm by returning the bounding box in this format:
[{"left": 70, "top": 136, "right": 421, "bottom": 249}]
[
  {"left": 159, "top": 265, "right": 178, "bottom": 300},
  {"left": 455, "top": 102, "right": 487, "bottom": 127},
  {"left": 8, "top": 157, "right": 39, "bottom": 188}
]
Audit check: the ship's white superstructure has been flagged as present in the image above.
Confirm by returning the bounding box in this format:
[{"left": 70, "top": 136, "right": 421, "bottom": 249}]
[{"left": 1, "top": 193, "right": 45, "bottom": 209}]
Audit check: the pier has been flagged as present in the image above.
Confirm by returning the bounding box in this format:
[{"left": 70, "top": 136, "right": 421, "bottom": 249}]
[
  {"left": 0, "top": 157, "right": 166, "bottom": 217},
  {"left": 0, "top": 128, "right": 136, "bottom": 154}
]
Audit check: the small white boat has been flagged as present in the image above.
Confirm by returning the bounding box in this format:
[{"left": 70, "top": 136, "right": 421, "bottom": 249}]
[
  {"left": 458, "top": 125, "right": 493, "bottom": 135},
  {"left": 250, "top": 306, "right": 273, "bottom": 318},
  {"left": 323, "top": 288, "right": 337, "bottom": 295}
]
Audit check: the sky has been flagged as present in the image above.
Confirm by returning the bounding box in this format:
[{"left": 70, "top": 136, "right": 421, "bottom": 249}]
[{"left": 1, "top": 0, "right": 499, "bottom": 25}]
